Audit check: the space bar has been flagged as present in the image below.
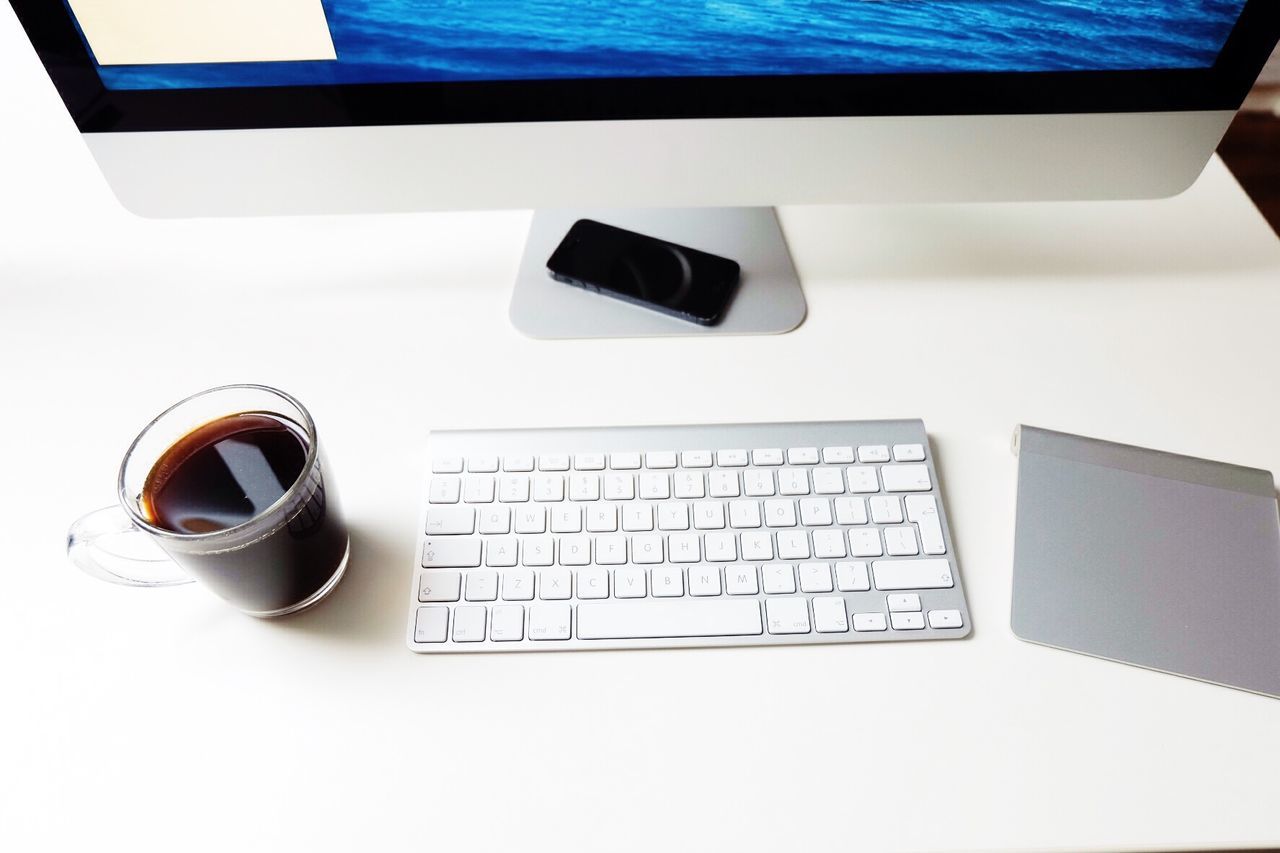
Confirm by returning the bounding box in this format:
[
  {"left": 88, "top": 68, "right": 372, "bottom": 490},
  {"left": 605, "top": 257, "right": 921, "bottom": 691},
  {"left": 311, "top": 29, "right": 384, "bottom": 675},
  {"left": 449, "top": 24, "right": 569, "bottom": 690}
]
[{"left": 576, "top": 599, "right": 763, "bottom": 640}]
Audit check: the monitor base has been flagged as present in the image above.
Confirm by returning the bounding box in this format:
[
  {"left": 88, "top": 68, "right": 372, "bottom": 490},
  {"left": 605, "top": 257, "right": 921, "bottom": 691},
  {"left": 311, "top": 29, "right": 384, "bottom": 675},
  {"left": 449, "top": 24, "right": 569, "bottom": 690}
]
[{"left": 510, "top": 207, "right": 806, "bottom": 339}]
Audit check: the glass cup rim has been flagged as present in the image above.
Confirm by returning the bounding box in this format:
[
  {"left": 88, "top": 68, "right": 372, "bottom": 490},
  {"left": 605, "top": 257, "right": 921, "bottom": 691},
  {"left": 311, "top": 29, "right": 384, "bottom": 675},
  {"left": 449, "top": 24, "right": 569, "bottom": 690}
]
[{"left": 117, "top": 384, "right": 320, "bottom": 542}]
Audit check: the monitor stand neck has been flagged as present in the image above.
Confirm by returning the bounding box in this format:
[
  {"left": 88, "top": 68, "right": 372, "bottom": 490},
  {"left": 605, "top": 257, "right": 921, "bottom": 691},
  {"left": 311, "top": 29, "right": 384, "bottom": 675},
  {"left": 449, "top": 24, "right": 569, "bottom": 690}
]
[{"left": 509, "top": 207, "right": 806, "bottom": 339}]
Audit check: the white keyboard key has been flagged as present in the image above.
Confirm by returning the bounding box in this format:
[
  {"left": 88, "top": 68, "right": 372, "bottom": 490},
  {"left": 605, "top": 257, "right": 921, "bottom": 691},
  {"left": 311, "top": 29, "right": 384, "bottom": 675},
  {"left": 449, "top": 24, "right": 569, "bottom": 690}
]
[
  {"left": 813, "top": 596, "right": 850, "bottom": 633},
  {"left": 763, "top": 499, "right": 797, "bottom": 528},
  {"left": 729, "top": 500, "right": 762, "bottom": 529},
  {"left": 846, "top": 467, "right": 879, "bottom": 494},
  {"left": 610, "top": 452, "right": 641, "bottom": 470},
  {"left": 652, "top": 565, "right": 685, "bottom": 597},
  {"left": 765, "top": 598, "right": 810, "bottom": 634},
  {"left": 490, "top": 605, "right": 525, "bottom": 641},
  {"left": 890, "top": 612, "right": 925, "bottom": 631},
  {"left": 744, "top": 469, "right": 776, "bottom": 497},
  {"left": 762, "top": 563, "right": 796, "bottom": 594},
  {"left": 533, "top": 474, "right": 565, "bottom": 502},
  {"left": 709, "top": 470, "right": 741, "bottom": 498},
  {"left": 574, "top": 453, "right": 605, "bottom": 471},
  {"left": 422, "top": 537, "right": 482, "bottom": 568},
  {"left": 570, "top": 473, "right": 601, "bottom": 501},
  {"left": 639, "top": 472, "right": 671, "bottom": 500},
  {"left": 834, "top": 497, "right": 868, "bottom": 525},
  {"left": 928, "top": 609, "right": 964, "bottom": 629},
  {"left": 529, "top": 604, "right": 571, "bottom": 640},
  {"left": 539, "top": 454, "right": 570, "bottom": 472},
  {"left": 884, "top": 527, "right": 920, "bottom": 556},
  {"left": 622, "top": 503, "right": 654, "bottom": 532},
  {"left": 485, "top": 536, "right": 518, "bottom": 567},
  {"left": 502, "top": 569, "right": 534, "bottom": 601},
  {"left": 577, "top": 567, "right": 609, "bottom": 599},
  {"left": 522, "top": 536, "right": 554, "bottom": 567},
  {"left": 477, "top": 506, "right": 511, "bottom": 535},
  {"left": 776, "top": 530, "right": 811, "bottom": 560},
  {"left": 881, "top": 464, "right": 932, "bottom": 492},
  {"left": 799, "top": 562, "right": 834, "bottom": 593},
  {"left": 725, "top": 564, "right": 759, "bottom": 595},
  {"left": 852, "top": 612, "right": 887, "bottom": 632},
  {"left": 539, "top": 567, "right": 572, "bottom": 599},
  {"left": 849, "top": 528, "right": 884, "bottom": 558},
  {"left": 463, "top": 475, "right": 496, "bottom": 504},
  {"left": 465, "top": 570, "right": 499, "bottom": 601},
  {"left": 905, "top": 494, "right": 947, "bottom": 555},
  {"left": 498, "top": 474, "right": 530, "bottom": 503},
  {"left": 452, "top": 606, "right": 487, "bottom": 641},
  {"left": 835, "top": 561, "right": 871, "bottom": 592},
  {"left": 799, "top": 498, "right": 833, "bottom": 526},
  {"left": 893, "top": 443, "right": 926, "bottom": 462},
  {"left": 551, "top": 505, "right": 582, "bottom": 533},
  {"left": 468, "top": 456, "right": 499, "bottom": 473},
  {"left": 586, "top": 504, "right": 618, "bottom": 533},
  {"left": 426, "top": 506, "right": 475, "bottom": 535},
  {"left": 858, "top": 445, "right": 891, "bottom": 463},
  {"left": 604, "top": 473, "right": 636, "bottom": 501},
  {"left": 503, "top": 455, "right": 534, "bottom": 472},
  {"left": 822, "top": 446, "right": 855, "bottom": 464},
  {"left": 428, "top": 475, "right": 461, "bottom": 504},
  {"left": 872, "top": 558, "right": 954, "bottom": 590},
  {"left": 869, "top": 496, "right": 904, "bottom": 524},
  {"left": 740, "top": 531, "right": 774, "bottom": 561},
  {"left": 432, "top": 456, "right": 463, "bottom": 474},
  {"left": 688, "top": 566, "right": 722, "bottom": 596},
  {"left": 645, "top": 450, "right": 677, "bottom": 469},
  {"left": 811, "top": 529, "right": 848, "bottom": 559},
  {"left": 615, "top": 566, "right": 647, "bottom": 598},
  {"left": 577, "top": 599, "right": 762, "bottom": 639},
  {"left": 777, "top": 468, "right": 810, "bottom": 496},
  {"left": 668, "top": 533, "right": 701, "bottom": 563},
  {"left": 887, "top": 593, "right": 922, "bottom": 612},
  {"left": 704, "top": 531, "right": 737, "bottom": 562},
  {"left": 717, "top": 449, "right": 749, "bottom": 467},
  {"left": 753, "top": 448, "right": 784, "bottom": 466},
  {"left": 559, "top": 536, "right": 591, "bottom": 566},
  {"left": 674, "top": 470, "right": 706, "bottom": 499},
  {"left": 682, "top": 450, "right": 713, "bottom": 468},
  {"left": 658, "top": 503, "right": 690, "bottom": 531},
  {"left": 692, "top": 501, "right": 726, "bottom": 530},
  {"left": 595, "top": 535, "right": 628, "bottom": 565},
  {"left": 812, "top": 467, "right": 845, "bottom": 495},
  {"left": 413, "top": 606, "right": 449, "bottom": 643},
  {"left": 418, "top": 571, "right": 461, "bottom": 602},
  {"left": 788, "top": 447, "right": 820, "bottom": 465},
  {"left": 632, "top": 534, "right": 664, "bottom": 564}
]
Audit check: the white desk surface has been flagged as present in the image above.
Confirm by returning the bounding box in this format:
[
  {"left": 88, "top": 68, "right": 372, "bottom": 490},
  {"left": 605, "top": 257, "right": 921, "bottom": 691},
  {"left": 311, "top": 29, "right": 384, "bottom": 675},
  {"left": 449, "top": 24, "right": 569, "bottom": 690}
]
[{"left": 4, "top": 13, "right": 1280, "bottom": 853}]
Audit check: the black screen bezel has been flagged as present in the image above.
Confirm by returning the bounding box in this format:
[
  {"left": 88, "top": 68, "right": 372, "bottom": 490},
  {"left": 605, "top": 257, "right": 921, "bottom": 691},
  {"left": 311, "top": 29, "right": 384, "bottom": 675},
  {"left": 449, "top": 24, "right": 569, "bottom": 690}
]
[{"left": 10, "top": 0, "right": 1280, "bottom": 133}]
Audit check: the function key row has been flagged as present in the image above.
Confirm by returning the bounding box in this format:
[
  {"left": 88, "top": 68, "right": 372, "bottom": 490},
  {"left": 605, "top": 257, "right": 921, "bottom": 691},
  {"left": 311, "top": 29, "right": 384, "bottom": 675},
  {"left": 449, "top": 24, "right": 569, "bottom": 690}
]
[{"left": 432, "top": 444, "right": 926, "bottom": 474}]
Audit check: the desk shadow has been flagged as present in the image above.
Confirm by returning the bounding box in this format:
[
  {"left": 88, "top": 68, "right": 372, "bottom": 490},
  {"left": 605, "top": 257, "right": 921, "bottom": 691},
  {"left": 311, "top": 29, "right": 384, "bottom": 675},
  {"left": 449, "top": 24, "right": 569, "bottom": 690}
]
[{"left": 277, "top": 524, "right": 409, "bottom": 647}]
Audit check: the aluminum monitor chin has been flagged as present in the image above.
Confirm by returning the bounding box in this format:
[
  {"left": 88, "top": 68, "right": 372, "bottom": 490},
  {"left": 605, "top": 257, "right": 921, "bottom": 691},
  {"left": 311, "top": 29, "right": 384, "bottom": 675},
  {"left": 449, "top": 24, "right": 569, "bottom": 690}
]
[{"left": 11, "top": 1, "right": 1280, "bottom": 217}]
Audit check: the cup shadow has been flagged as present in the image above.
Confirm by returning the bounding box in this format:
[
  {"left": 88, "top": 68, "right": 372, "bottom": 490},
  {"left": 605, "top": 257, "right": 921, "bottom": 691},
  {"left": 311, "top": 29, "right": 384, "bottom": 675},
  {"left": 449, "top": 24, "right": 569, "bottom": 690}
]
[{"left": 277, "top": 523, "right": 410, "bottom": 647}]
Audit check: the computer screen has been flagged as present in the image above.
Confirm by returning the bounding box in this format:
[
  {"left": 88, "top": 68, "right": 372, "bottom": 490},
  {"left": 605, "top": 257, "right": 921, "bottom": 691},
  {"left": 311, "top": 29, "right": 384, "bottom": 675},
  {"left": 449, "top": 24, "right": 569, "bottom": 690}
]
[{"left": 90, "top": 0, "right": 1248, "bottom": 90}]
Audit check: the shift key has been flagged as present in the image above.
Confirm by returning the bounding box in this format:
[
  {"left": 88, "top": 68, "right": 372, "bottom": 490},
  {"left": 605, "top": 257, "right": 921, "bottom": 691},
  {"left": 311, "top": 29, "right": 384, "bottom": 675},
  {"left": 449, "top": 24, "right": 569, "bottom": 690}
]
[
  {"left": 872, "top": 558, "right": 954, "bottom": 590},
  {"left": 421, "top": 537, "right": 482, "bottom": 568}
]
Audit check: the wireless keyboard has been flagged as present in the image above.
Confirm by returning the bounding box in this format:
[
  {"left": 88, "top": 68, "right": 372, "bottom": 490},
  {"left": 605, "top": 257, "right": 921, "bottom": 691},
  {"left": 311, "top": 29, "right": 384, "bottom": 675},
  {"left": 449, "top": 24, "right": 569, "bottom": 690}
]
[{"left": 407, "top": 420, "right": 970, "bottom": 652}]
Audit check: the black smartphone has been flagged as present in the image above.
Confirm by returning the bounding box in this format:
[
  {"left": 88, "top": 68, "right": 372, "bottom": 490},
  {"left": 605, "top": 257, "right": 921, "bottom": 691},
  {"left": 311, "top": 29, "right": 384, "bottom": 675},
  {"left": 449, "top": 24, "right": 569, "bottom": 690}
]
[{"left": 546, "top": 219, "right": 741, "bottom": 326}]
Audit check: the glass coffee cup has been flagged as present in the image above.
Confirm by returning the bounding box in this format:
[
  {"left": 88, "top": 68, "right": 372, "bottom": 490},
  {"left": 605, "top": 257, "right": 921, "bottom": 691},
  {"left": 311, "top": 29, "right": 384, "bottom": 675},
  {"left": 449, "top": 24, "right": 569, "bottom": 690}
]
[{"left": 67, "top": 385, "right": 349, "bottom": 617}]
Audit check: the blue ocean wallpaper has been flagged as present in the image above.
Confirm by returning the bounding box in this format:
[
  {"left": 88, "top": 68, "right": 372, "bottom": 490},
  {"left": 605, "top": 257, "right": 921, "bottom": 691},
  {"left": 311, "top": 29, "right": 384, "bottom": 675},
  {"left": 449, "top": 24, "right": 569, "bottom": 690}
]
[{"left": 89, "top": 0, "right": 1248, "bottom": 90}]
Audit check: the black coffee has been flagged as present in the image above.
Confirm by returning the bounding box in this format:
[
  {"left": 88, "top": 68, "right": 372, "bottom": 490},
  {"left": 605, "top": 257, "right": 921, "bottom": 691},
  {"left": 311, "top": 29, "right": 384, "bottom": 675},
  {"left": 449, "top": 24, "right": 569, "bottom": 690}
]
[{"left": 141, "top": 413, "right": 347, "bottom": 614}]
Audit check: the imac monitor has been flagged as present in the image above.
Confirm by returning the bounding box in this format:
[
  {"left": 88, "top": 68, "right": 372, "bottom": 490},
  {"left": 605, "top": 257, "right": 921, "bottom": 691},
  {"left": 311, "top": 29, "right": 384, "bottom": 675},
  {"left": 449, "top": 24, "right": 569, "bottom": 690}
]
[{"left": 9, "top": 0, "right": 1280, "bottom": 334}]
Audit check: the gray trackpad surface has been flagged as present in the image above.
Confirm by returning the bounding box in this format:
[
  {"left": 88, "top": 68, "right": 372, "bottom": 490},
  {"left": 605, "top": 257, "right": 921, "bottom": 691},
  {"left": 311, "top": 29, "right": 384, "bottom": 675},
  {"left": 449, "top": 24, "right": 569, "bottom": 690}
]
[{"left": 1012, "top": 425, "right": 1280, "bottom": 699}]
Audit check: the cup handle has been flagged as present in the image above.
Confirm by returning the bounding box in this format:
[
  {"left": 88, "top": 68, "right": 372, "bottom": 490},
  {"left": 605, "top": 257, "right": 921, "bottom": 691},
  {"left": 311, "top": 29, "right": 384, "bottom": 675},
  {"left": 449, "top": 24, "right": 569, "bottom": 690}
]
[{"left": 67, "top": 506, "right": 194, "bottom": 586}]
